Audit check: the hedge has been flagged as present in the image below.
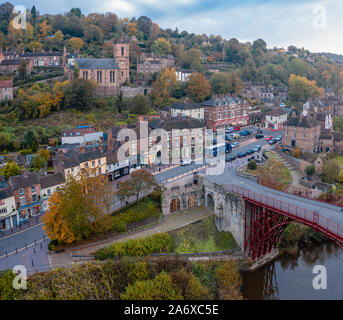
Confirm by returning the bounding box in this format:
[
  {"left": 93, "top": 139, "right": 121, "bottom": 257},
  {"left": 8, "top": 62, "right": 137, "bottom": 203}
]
[
  {"left": 111, "top": 199, "right": 160, "bottom": 233},
  {"left": 94, "top": 233, "right": 174, "bottom": 260}
]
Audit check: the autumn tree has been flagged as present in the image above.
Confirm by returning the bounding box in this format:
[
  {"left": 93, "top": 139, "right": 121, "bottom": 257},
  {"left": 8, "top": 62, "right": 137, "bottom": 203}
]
[
  {"left": 152, "top": 67, "right": 177, "bottom": 101},
  {"left": 39, "top": 148, "right": 50, "bottom": 161},
  {"left": 42, "top": 169, "right": 116, "bottom": 244},
  {"left": 288, "top": 74, "right": 324, "bottom": 103},
  {"left": 39, "top": 20, "right": 52, "bottom": 40},
  {"left": 151, "top": 38, "right": 171, "bottom": 55},
  {"left": 185, "top": 72, "right": 211, "bottom": 102},
  {"left": 215, "top": 260, "right": 243, "bottom": 300},
  {"left": 127, "top": 22, "right": 138, "bottom": 37},
  {"left": 68, "top": 37, "right": 84, "bottom": 53},
  {"left": 117, "top": 169, "right": 158, "bottom": 204}
]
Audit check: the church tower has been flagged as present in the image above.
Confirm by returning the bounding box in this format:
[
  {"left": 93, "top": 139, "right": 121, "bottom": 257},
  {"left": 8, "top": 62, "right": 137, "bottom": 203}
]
[{"left": 114, "top": 39, "right": 130, "bottom": 85}]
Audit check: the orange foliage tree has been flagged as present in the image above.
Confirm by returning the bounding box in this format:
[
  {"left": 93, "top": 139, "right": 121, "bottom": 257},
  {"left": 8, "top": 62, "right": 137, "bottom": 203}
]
[{"left": 185, "top": 72, "right": 211, "bottom": 102}]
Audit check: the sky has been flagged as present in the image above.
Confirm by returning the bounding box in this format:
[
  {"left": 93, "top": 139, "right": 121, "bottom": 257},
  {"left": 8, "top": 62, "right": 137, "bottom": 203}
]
[{"left": 13, "top": 0, "right": 343, "bottom": 54}]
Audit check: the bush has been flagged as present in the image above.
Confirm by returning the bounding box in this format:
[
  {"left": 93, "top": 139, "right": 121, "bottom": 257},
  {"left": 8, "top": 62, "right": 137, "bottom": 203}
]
[
  {"left": 94, "top": 233, "right": 174, "bottom": 260},
  {"left": 293, "top": 147, "right": 301, "bottom": 158},
  {"left": 305, "top": 165, "right": 315, "bottom": 176},
  {"left": 247, "top": 160, "right": 257, "bottom": 170},
  {"left": 48, "top": 240, "right": 59, "bottom": 251},
  {"left": 111, "top": 199, "right": 160, "bottom": 234}
]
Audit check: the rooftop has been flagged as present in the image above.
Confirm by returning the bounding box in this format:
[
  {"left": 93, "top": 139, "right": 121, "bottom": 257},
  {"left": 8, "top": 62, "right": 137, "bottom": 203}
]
[{"left": 76, "top": 58, "right": 119, "bottom": 70}]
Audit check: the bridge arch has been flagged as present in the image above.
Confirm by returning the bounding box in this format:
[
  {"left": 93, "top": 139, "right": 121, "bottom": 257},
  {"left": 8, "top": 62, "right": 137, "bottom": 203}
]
[
  {"left": 188, "top": 194, "right": 197, "bottom": 209},
  {"left": 206, "top": 193, "right": 215, "bottom": 210}
]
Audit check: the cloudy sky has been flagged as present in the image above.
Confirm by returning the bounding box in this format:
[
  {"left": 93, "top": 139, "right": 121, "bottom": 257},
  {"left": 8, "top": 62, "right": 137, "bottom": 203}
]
[{"left": 15, "top": 0, "right": 343, "bottom": 54}]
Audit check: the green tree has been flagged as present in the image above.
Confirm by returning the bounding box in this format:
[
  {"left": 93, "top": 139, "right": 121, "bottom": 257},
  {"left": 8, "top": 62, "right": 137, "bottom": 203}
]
[
  {"left": 63, "top": 79, "right": 96, "bottom": 110},
  {"left": 24, "top": 131, "right": 39, "bottom": 152},
  {"left": 288, "top": 74, "right": 323, "bottom": 103},
  {"left": 248, "top": 160, "right": 257, "bottom": 170},
  {"left": 1, "top": 161, "right": 21, "bottom": 180},
  {"left": 0, "top": 132, "right": 11, "bottom": 152},
  {"left": 151, "top": 38, "right": 171, "bottom": 54},
  {"left": 31, "top": 155, "right": 47, "bottom": 171},
  {"left": 322, "top": 160, "right": 340, "bottom": 184},
  {"left": 305, "top": 165, "right": 315, "bottom": 176},
  {"left": 210, "top": 72, "right": 232, "bottom": 95},
  {"left": 129, "top": 94, "right": 150, "bottom": 115}
]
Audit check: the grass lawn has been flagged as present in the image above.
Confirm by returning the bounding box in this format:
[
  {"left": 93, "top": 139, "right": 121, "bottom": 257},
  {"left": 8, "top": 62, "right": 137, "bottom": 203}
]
[
  {"left": 246, "top": 151, "right": 292, "bottom": 189},
  {"left": 333, "top": 155, "right": 343, "bottom": 168},
  {"left": 169, "top": 216, "right": 238, "bottom": 254}
]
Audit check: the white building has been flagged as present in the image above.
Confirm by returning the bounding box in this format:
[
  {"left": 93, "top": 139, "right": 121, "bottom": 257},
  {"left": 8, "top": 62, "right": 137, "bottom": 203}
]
[
  {"left": 175, "top": 68, "right": 194, "bottom": 82},
  {"left": 61, "top": 131, "right": 104, "bottom": 146},
  {"left": 0, "top": 187, "right": 18, "bottom": 230},
  {"left": 170, "top": 102, "right": 205, "bottom": 122},
  {"left": 40, "top": 173, "right": 65, "bottom": 212},
  {"left": 265, "top": 109, "right": 288, "bottom": 131}
]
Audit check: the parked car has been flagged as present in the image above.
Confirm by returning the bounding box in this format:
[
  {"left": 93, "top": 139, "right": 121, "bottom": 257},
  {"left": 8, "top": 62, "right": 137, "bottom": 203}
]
[
  {"left": 254, "top": 145, "right": 262, "bottom": 152},
  {"left": 234, "top": 126, "right": 240, "bottom": 131},
  {"left": 181, "top": 158, "right": 192, "bottom": 166},
  {"left": 266, "top": 136, "right": 273, "bottom": 141},
  {"left": 256, "top": 134, "right": 264, "bottom": 139},
  {"left": 275, "top": 135, "right": 283, "bottom": 142},
  {"left": 226, "top": 127, "right": 234, "bottom": 134},
  {"left": 248, "top": 156, "right": 256, "bottom": 162},
  {"left": 246, "top": 149, "right": 255, "bottom": 155},
  {"left": 226, "top": 155, "right": 237, "bottom": 162},
  {"left": 225, "top": 134, "right": 233, "bottom": 141},
  {"left": 232, "top": 142, "right": 240, "bottom": 148},
  {"left": 269, "top": 139, "right": 277, "bottom": 145},
  {"left": 237, "top": 152, "right": 247, "bottom": 158}
]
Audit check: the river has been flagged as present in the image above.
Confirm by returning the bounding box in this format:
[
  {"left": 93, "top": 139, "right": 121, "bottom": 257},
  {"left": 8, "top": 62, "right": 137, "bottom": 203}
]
[{"left": 243, "top": 243, "right": 343, "bottom": 300}]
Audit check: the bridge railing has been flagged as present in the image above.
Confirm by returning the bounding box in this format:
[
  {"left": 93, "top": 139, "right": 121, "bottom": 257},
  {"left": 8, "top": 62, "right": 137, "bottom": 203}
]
[{"left": 225, "top": 184, "right": 343, "bottom": 241}]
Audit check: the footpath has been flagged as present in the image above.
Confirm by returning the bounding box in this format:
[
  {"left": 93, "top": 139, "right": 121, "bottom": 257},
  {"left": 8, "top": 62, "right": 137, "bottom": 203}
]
[{"left": 48, "top": 207, "right": 213, "bottom": 269}]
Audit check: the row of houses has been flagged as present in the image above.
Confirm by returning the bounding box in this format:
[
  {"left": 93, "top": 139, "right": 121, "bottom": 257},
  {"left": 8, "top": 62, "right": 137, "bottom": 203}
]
[
  {"left": 0, "top": 172, "right": 64, "bottom": 231},
  {"left": 162, "top": 95, "right": 250, "bottom": 131}
]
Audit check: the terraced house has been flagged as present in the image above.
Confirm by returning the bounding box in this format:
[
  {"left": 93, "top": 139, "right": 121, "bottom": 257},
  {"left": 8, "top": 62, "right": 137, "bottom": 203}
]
[
  {"left": 0, "top": 187, "right": 17, "bottom": 230},
  {"left": 55, "top": 150, "right": 107, "bottom": 179},
  {"left": 201, "top": 95, "right": 250, "bottom": 131},
  {"left": 8, "top": 172, "right": 41, "bottom": 223}
]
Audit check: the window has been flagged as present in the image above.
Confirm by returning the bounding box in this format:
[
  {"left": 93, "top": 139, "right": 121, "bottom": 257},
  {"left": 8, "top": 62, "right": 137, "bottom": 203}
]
[
  {"left": 19, "top": 188, "right": 24, "bottom": 195},
  {"left": 85, "top": 162, "right": 89, "bottom": 168},
  {"left": 110, "top": 71, "right": 115, "bottom": 83},
  {"left": 47, "top": 189, "right": 51, "bottom": 195},
  {"left": 98, "top": 168, "right": 102, "bottom": 174},
  {"left": 97, "top": 71, "right": 102, "bottom": 83},
  {"left": 98, "top": 159, "right": 101, "bottom": 165},
  {"left": 20, "top": 197, "right": 25, "bottom": 207},
  {"left": 0, "top": 208, "right": 7, "bottom": 214},
  {"left": 31, "top": 185, "right": 36, "bottom": 193},
  {"left": 92, "top": 161, "right": 95, "bottom": 167},
  {"left": 121, "top": 46, "right": 124, "bottom": 56},
  {"left": 32, "top": 194, "right": 37, "bottom": 202}
]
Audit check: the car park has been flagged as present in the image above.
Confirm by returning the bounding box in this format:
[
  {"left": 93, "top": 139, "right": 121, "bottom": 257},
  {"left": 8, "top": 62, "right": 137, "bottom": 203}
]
[
  {"left": 237, "top": 152, "right": 247, "bottom": 158},
  {"left": 226, "top": 155, "right": 237, "bottom": 162}
]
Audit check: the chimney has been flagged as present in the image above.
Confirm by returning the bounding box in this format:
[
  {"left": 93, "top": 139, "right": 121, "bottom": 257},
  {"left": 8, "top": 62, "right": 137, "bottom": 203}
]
[{"left": 107, "top": 131, "right": 114, "bottom": 154}]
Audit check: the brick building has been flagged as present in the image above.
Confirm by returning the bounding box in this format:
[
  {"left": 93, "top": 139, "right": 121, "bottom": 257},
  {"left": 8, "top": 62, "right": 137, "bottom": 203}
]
[
  {"left": 137, "top": 53, "right": 175, "bottom": 75},
  {"left": 8, "top": 172, "right": 42, "bottom": 223},
  {"left": 20, "top": 52, "right": 64, "bottom": 67},
  {"left": 201, "top": 95, "right": 250, "bottom": 131},
  {"left": 0, "top": 79, "right": 13, "bottom": 101},
  {"left": 282, "top": 114, "right": 321, "bottom": 153},
  {"left": 265, "top": 108, "right": 288, "bottom": 131}
]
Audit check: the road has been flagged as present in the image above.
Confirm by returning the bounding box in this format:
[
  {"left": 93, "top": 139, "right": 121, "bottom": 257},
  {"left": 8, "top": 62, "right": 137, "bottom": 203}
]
[{"left": 0, "top": 126, "right": 285, "bottom": 273}]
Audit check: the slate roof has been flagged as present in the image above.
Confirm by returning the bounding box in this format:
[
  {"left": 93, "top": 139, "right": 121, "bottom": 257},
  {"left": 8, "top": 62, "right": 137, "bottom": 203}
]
[
  {"left": 0, "top": 80, "right": 13, "bottom": 88},
  {"left": 266, "top": 108, "right": 287, "bottom": 117},
  {"left": 76, "top": 58, "right": 119, "bottom": 70},
  {"left": 9, "top": 172, "right": 40, "bottom": 190},
  {"left": 284, "top": 116, "right": 320, "bottom": 128},
  {"left": 40, "top": 173, "right": 65, "bottom": 189},
  {"left": 0, "top": 59, "right": 20, "bottom": 66},
  {"left": 0, "top": 186, "right": 13, "bottom": 200},
  {"left": 20, "top": 52, "right": 63, "bottom": 57},
  {"left": 200, "top": 96, "right": 243, "bottom": 107},
  {"left": 170, "top": 102, "right": 202, "bottom": 111},
  {"left": 149, "top": 118, "right": 205, "bottom": 131}
]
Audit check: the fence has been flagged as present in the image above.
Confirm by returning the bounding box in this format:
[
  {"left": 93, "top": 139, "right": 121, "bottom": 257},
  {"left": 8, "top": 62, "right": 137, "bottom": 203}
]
[{"left": 224, "top": 184, "right": 343, "bottom": 242}]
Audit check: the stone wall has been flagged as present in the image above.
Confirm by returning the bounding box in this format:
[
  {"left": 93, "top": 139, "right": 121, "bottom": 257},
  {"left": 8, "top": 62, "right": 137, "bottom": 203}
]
[{"left": 121, "top": 86, "right": 152, "bottom": 98}]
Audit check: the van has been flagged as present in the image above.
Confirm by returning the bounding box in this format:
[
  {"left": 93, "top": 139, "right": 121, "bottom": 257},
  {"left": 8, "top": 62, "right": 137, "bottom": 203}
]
[{"left": 181, "top": 158, "right": 192, "bottom": 166}]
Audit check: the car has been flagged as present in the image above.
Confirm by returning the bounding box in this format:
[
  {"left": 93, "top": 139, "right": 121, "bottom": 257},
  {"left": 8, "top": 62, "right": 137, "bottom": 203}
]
[
  {"left": 225, "top": 134, "right": 233, "bottom": 141},
  {"left": 232, "top": 142, "right": 240, "bottom": 148},
  {"left": 269, "top": 139, "right": 277, "bottom": 145},
  {"left": 237, "top": 152, "right": 247, "bottom": 158},
  {"left": 226, "top": 155, "right": 237, "bottom": 162},
  {"left": 248, "top": 156, "right": 256, "bottom": 162},
  {"left": 256, "top": 134, "right": 264, "bottom": 139},
  {"left": 275, "top": 135, "right": 283, "bottom": 142},
  {"left": 246, "top": 149, "right": 255, "bottom": 155},
  {"left": 234, "top": 126, "right": 240, "bottom": 131},
  {"left": 181, "top": 158, "right": 192, "bottom": 166},
  {"left": 266, "top": 136, "right": 273, "bottom": 141},
  {"left": 254, "top": 145, "right": 262, "bottom": 152},
  {"left": 226, "top": 127, "right": 234, "bottom": 133}
]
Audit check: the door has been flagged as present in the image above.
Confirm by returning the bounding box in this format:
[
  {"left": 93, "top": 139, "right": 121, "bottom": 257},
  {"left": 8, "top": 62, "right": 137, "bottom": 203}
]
[{"left": 170, "top": 199, "right": 181, "bottom": 213}]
